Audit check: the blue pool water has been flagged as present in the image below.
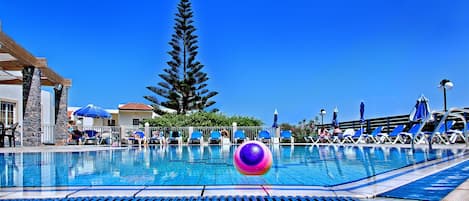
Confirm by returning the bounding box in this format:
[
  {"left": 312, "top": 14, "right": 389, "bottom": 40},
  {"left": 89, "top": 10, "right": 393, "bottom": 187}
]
[{"left": 0, "top": 145, "right": 464, "bottom": 187}]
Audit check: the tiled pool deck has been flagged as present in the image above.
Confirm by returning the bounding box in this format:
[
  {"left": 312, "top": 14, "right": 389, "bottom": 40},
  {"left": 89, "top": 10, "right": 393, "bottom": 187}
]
[{"left": 0, "top": 143, "right": 468, "bottom": 200}]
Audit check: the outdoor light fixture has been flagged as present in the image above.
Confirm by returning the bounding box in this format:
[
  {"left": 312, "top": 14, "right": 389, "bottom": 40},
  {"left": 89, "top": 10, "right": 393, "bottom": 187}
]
[
  {"left": 439, "top": 79, "right": 453, "bottom": 132},
  {"left": 320, "top": 109, "right": 326, "bottom": 127},
  {"left": 439, "top": 79, "right": 453, "bottom": 113}
]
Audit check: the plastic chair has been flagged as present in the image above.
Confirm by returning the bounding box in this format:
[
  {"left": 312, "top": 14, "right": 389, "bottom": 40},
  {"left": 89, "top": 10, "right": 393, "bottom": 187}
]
[
  {"left": 188, "top": 130, "right": 203, "bottom": 144},
  {"left": 209, "top": 130, "right": 222, "bottom": 144},
  {"left": 234, "top": 130, "right": 247, "bottom": 144},
  {"left": 280, "top": 130, "right": 294, "bottom": 144}
]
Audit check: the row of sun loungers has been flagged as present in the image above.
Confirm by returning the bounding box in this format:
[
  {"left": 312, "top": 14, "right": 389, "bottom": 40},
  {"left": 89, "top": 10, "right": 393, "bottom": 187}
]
[
  {"left": 85, "top": 122, "right": 465, "bottom": 146},
  {"left": 304, "top": 120, "right": 467, "bottom": 145},
  {"left": 126, "top": 129, "right": 295, "bottom": 145}
]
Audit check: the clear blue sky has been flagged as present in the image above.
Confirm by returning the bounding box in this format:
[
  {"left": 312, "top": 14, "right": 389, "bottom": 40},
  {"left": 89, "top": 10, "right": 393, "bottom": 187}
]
[{"left": 1, "top": 0, "right": 468, "bottom": 126}]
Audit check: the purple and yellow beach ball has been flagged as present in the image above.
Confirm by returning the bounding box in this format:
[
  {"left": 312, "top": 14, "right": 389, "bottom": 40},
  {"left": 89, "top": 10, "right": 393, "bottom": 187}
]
[{"left": 233, "top": 141, "right": 272, "bottom": 175}]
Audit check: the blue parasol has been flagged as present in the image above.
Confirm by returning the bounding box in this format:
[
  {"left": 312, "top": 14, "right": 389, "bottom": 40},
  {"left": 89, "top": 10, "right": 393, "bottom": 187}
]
[
  {"left": 272, "top": 109, "right": 278, "bottom": 128},
  {"left": 409, "top": 95, "right": 432, "bottom": 122},
  {"left": 360, "top": 101, "right": 365, "bottom": 125},
  {"left": 409, "top": 95, "right": 432, "bottom": 152},
  {"left": 73, "top": 104, "right": 111, "bottom": 119},
  {"left": 332, "top": 107, "right": 339, "bottom": 127}
]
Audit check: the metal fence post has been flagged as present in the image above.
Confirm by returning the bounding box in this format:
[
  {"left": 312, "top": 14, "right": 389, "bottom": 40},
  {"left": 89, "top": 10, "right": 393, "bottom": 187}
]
[
  {"left": 120, "top": 125, "right": 126, "bottom": 146},
  {"left": 144, "top": 122, "right": 150, "bottom": 140},
  {"left": 232, "top": 122, "right": 237, "bottom": 142}
]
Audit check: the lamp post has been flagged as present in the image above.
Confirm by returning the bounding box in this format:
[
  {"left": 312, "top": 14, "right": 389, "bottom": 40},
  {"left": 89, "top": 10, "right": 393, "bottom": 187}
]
[
  {"left": 320, "top": 109, "right": 326, "bottom": 127},
  {"left": 439, "top": 79, "right": 453, "bottom": 132}
]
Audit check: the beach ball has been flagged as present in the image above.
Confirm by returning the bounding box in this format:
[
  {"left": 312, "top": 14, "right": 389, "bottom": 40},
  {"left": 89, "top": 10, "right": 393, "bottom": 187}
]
[{"left": 233, "top": 141, "right": 272, "bottom": 175}]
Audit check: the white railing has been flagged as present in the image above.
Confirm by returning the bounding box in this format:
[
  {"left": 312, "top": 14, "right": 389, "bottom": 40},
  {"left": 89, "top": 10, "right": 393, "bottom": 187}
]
[
  {"left": 37, "top": 124, "right": 277, "bottom": 146},
  {"left": 81, "top": 126, "right": 121, "bottom": 145},
  {"left": 145, "top": 126, "right": 270, "bottom": 143},
  {"left": 426, "top": 108, "right": 469, "bottom": 148},
  {"left": 237, "top": 126, "right": 275, "bottom": 141},
  {"left": 41, "top": 124, "right": 55, "bottom": 144}
]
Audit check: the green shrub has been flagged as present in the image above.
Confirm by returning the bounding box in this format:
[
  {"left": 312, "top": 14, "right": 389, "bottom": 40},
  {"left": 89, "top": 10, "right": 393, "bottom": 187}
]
[{"left": 143, "top": 112, "right": 262, "bottom": 127}]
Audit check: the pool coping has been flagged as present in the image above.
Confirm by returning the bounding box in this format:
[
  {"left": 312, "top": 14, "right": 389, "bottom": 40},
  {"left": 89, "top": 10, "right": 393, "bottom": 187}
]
[
  {"left": 442, "top": 178, "right": 469, "bottom": 201},
  {"left": 0, "top": 144, "right": 468, "bottom": 199}
]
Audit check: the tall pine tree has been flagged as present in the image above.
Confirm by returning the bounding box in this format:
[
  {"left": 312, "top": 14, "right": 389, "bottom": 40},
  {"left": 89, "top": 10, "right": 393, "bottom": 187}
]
[{"left": 145, "top": 0, "right": 218, "bottom": 115}]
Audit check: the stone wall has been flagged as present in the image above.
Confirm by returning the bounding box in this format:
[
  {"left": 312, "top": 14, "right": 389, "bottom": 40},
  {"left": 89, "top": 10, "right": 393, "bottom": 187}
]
[
  {"left": 22, "top": 66, "right": 42, "bottom": 146},
  {"left": 54, "top": 86, "right": 69, "bottom": 145}
]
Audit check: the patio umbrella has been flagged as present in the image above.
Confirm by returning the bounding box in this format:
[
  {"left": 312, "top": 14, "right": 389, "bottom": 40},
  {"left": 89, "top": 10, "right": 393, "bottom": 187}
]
[
  {"left": 408, "top": 95, "right": 432, "bottom": 151},
  {"left": 73, "top": 104, "right": 111, "bottom": 119},
  {"left": 360, "top": 101, "right": 365, "bottom": 131},
  {"left": 409, "top": 95, "right": 432, "bottom": 122},
  {"left": 272, "top": 109, "right": 278, "bottom": 128},
  {"left": 332, "top": 107, "right": 339, "bottom": 127}
]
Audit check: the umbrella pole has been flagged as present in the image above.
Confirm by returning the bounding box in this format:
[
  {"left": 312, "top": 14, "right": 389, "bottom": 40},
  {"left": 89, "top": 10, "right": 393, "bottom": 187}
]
[
  {"left": 411, "top": 135, "right": 415, "bottom": 153},
  {"left": 360, "top": 124, "right": 363, "bottom": 143},
  {"left": 411, "top": 121, "right": 416, "bottom": 153},
  {"left": 428, "top": 135, "right": 432, "bottom": 151}
]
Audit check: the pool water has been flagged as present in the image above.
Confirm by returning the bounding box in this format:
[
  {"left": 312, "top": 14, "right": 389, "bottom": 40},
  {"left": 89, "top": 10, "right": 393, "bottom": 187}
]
[{"left": 0, "top": 145, "right": 464, "bottom": 187}]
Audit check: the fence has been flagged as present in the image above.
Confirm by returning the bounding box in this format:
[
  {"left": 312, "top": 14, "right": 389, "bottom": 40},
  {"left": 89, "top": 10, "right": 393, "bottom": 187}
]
[
  {"left": 38, "top": 124, "right": 277, "bottom": 146},
  {"left": 322, "top": 108, "right": 469, "bottom": 134},
  {"left": 37, "top": 108, "right": 469, "bottom": 145},
  {"left": 137, "top": 126, "right": 273, "bottom": 143}
]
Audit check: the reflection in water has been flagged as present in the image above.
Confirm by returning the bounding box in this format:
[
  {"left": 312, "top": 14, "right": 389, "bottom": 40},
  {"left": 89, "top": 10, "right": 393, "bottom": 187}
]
[
  {"left": 0, "top": 153, "right": 17, "bottom": 186},
  {"left": 0, "top": 145, "right": 464, "bottom": 187}
]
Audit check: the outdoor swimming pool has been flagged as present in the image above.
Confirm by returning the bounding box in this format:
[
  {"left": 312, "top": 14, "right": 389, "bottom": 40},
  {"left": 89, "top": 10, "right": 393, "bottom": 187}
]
[{"left": 0, "top": 145, "right": 465, "bottom": 187}]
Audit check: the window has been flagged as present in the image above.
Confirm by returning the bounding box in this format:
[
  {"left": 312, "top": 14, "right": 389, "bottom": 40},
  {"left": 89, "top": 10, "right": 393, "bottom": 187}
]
[
  {"left": 132, "top": 119, "right": 140, "bottom": 126},
  {"left": 0, "top": 101, "right": 16, "bottom": 126},
  {"left": 108, "top": 119, "right": 116, "bottom": 126}
]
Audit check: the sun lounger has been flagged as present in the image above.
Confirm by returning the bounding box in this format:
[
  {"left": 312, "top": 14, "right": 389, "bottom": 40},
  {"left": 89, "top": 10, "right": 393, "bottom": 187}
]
[
  {"left": 366, "top": 126, "right": 383, "bottom": 143},
  {"left": 342, "top": 128, "right": 364, "bottom": 144},
  {"left": 445, "top": 122, "right": 467, "bottom": 144},
  {"left": 234, "top": 130, "right": 248, "bottom": 144},
  {"left": 280, "top": 130, "right": 294, "bottom": 144},
  {"left": 149, "top": 130, "right": 165, "bottom": 144},
  {"left": 258, "top": 130, "right": 272, "bottom": 143},
  {"left": 398, "top": 123, "right": 424, "bottom": 144},
  {"left": 188, "top": 130, "right": 203, "bottom": 144},
  {"left": 377, "top": 125, "right": 406, "bottom": 144},
  {"left": 330, "top": 128, "right": 353, "bottom": 144},
  {"left": 84, "top": 130, "right": 100, "bottom": 145},
  {"left": 304, "top": 134, "right": 315, "bottom": 143},
  {"left": 127, "top": 130, "right": 147, "bottom": 146},
  {"left": 167, "top": 131, "right": 182, "bottom": 145},
  {"left": 418, "top": 120, "right": 454, "bottom": 144},
  {"left": 209, "top": 130, "right": 222, "bottom": 144}
]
